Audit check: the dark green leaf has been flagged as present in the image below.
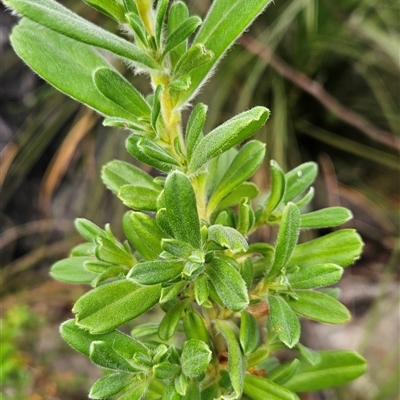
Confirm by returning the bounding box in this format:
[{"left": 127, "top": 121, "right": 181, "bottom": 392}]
[
  {"left": 128, "top": 260, "right": 183, "bottom": 285},
  {"left": 268, "top": 295, "right": 300, "bottom": 348},
  {"left": 94, "top": 68, "right": 150, "bottom": 118},
  {"left": 243, "top": 374, "right": 298, "bottom": 400},
  {"left": 240, "top": 257, "right": 254, "bottom": 289},
  {"left": 50, "top": 256, "right": 98, "bottom": 284},
  {"left": 300, "top": 207, "right": 352, "bottom": 228},
  {"left": 153, "top": 362, "right": 181, "bottom": 380},
  {"left": 207, "top": 140, "right": 265, "bottom": 213},
  {"left": 284, "top": 162, "right": 318, "bottom": 202},
  {"left": 183, "top": 311, "right": 210, "bottom": 345},
  {"left": 261, "top": 160, "right": 286, "bottom": 219},
  {"left": 73, "top": 280, "right": 161, "bottom": 333},
  {"left": 267, "top": 203, "right": 300, "bottom": 278},
  {"left": 240, "top": 311, "right": 260, "bottom": 355},
  {"left": 207, "top": 258, "right": 249, "bottom": 312},
  {"left": 151, "top": 85, "right": 162, "bottom": 132},
  {"left": 283, "top": 350, "right": 367, "bottom": 392},
  {"left": 165, "top": 171, "right": 201, "bottom": 248},
  {"left": 188, "top": 107, "right": 269, "bottom": 174},
  {"left": 288, "top": 264, "right": 343, "bottom": 289},
  {"left": 5, "top": 0, "right": 160, "bottom": 69},
  {"left": 287, "top": 290, "right": 351, "bottom": 324},
  {"left": 288, "top": 229, "right": 363, "bottom": 268},
  {"left": 158, "top": 299, "right": 190, "bottom": 341}
]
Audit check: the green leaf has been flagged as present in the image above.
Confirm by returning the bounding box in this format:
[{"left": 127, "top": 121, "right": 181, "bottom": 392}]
[
  {"left": 167, "top": 1, "right": 190, "bottom": 68},
  {"left": 10, "top": 20, "right": 144, "bottom": 119},
  {"left": 161, "top": 239, "right": 194, "bottom": 259},
  {"left": 181, "top": 339, "right": 212, "bottom": 378},
  {"left": 158, "top": 299, "right": 191, "bottom": 341},
  {"left": 194, "top": 274, "right": 210, "bottom": 306},
  {"left": 183, "top": 311, "right": 210, "bottom": 346},
  {"left": 207, "top": 140, "right": 265, "bottom": 213},
  {"left": 165, "top": 171, "right": 201, "bottom": 248},
  {"left": 153, "top": 362, "right": 181, "bottom": 380},
  {"left": 177, "top": 0, "right": 273, "bottom": 105},
  {"left": 267, "top": 203, "right": 300, "bottom": 278},
  {"left": 216, "top": 182, "right": 259, "bottom": 211},
  {"left": 5, "top": 0, "right": 160, "bottom": 69},
  {"left": 119, "top": 185, "right": 160, "bottom": 211},
  {"left": 284, "top": 162, "right": 318, "bottom": 202},
  {"left": 60, "top": 319, "right": 148, "bottom": 360},
  {"left": 163, "top": 16, "right": 202, "bottom": 56},
  {"left": 126, "top": 135, "right": 180, "bottom": 172},
  {"left": 73, "top": 280, "right": 161, "bottom": 333},
  {"left": 82, "top": 0, "right": 126, "bottom": 22},
  {"left": 243, "top": 374, "right": 298, "bottom": 400},
  {"left": 50, "top": 257, "right": 98, "bottom": 284},
  {"left": 261, "top": 160, "right": 286, "bottom": 219},
  {"left": 188, "top": 107, "right": 269, "bottom": 174},
  {"left": 207, "top": 258, "right": 249, "bottom": 312},
  {"left": 268, "top": 295, "right": 300, "bottom": 348},
  {"left": 215, "top": 320, "right": 246, "bottom": 399},
  {"left": 237, "top": 197, "right": 256, "bottom": 236},
  {"left": 89, "top": 341, "right": 137, "bottom": 372},
  {"left": 155, "top": 0, "right": 168, "bottom": 47},
  {"left": 300, "top": 207, "right": 352, "bottom": 228},
  {"left": 131, "top": 322, "right": 159, "bottom": 338},
  {"left": 123, "top": 211, "right": 164, "bottom": 261},
  {"left": 184, "top": 381, "right": 201, "bottom": 400},
  {"left": 283, "top": 350, "right": 367, "bottom": 392},
  {"left": 75, "top": 218, "right": 105, "bottom": 242},
  {"left": 128, "top": 260, "right": 184, "bottom": 285},
  {"left": 102, "top": 160, "right": 160, "bottom": 195},
  {"left": 119, "top": 380, "right": 149, "bottom": 400},
  {"left": 95, "top": 236, "right": 134, "bottom": 266},
  {"left": 89, "top": 372, "right": 132, "bottom": 399},
  {"left": 160, "top": 281, "right": 187, "bottom": 303},
  {"left": 240, "top": 311, "right": 260, "bottom": 355},
  {"left": 288, "top": 229, "right": 363, "bottom": 268},
  {"left": 240, "top": 258, "right": 254, "bottom": 289},
  {"left": 287, "top": 290, "right": 351, "bottom": 324},
  {"left": 70, "top": 242, "right": 95, "bottom": 257},
  {"left": 268, "top": 359, "right": 300, "bottom": 385},
  {"left": 185, "top": 103, "right": 207, "bottom": 160},
  {"left": 295, "top": 343, "right": 321, "bottom": 366},
  {"left": 288, "top": 264, "right": 343, "bottom": 289},
  {"left": 94, "top": 67, "right": 150, "bottom": 118},
  {"left": 208, "top": 225, "right": 248, "bottom": 253},
  {"left": 151, "top": 85, "right": 163, "bottom": 132}
]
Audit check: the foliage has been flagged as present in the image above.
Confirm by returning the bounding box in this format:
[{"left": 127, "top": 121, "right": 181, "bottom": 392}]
[{"left": 4, "top": 0, "right": 367, "bottom": 398}]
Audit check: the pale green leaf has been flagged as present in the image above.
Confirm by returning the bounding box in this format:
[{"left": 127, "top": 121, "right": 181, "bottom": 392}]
[
  {"left": 288, "top": 264, "right": 343, "bottom": 289},
  {"left": 300, "top": 207, "right": 352, "bottom": 228},
  {"left": 284, "top": 162, "right": 318, "bottom": 202},
  {"left": 127, "top": 260, "right": 183, "bottom": 285},
  {"left": 243, "top": 374, "right": 298, "bottom": 400},
  {"left": 89, "top": 372, "right": 132, "bottom": 399},
  {"left": 50, "top": 257, "right": 98, "bottom": 284},
  {"left": 181, "top": 339, "right": 212, "bottom": 378}
]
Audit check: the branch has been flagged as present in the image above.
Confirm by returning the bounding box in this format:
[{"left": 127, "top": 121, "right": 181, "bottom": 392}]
[{"left": 239, "top": 34, "right": 400, "bottom": 151}]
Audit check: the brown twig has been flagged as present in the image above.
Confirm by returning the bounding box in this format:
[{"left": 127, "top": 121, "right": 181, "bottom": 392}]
[{"left": 239, "top": 34, "right": 400, "bottom": 151}]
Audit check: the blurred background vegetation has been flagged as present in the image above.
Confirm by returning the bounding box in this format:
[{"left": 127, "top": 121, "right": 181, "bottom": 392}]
[{"left": 1, "top": 0, "right": 399, "bottom": 399}]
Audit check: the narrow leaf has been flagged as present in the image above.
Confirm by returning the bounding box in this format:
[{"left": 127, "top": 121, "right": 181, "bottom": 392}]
[
  {"left": 127, "top": 260, "right": 184, "bottom": 285},
  {"left": 243, "top": 374, "right": 298, "bottom": 400},
  {"left": 288, "top": 264, "right": 343, "bottom": 289},
  {"left": 75, "top": 218, "right": 105, "bottom": 242},
  {"left": 102, "top": 160, "right": 160, "bottom": 195},
  {"left": 240, "top": 311, "right": 260, "bottom": 355},
  {"left": 288, "top": 229, "right": 363, "bottom": 268},
  {"left": 155, "top": 0, "right": 168, "bottom": 47},
  {"left": 268, "top": 295, "right": 300, "bottom": 348},
  {"left": 283, "top": 350, "right": 367, "bottom": 392},
  {"left": 207, "top": 140, "right": 266, "bottom": 213},
  {"left": 207, "top": 258, "right": 249, "bottom": 312},
  {"left": 183, "top": 311, "right": 210, "bottom": 345},
  {"left": 167, "top": 0, "right": 189, "bottom": 67},
  {"left": 123, "top": 211, "right": 164, "bottom": 260},
  {"left": 6, "top": 0, "right": 160, "bottom": 69},
  {"left": 300, "top": 207, "right": 352, "bottom": 228},
  {"left": 89, "top": 372, "right": 132, "bottom": 399},
  {"left": 188, "top": 107, "right": 269, "bottom": 174},
  {"left": 185, "top": 103, "right": 207, "bottom": 160},
  {"left": 287, "top": 290, "right": 351, "bottom": 324},
  {"left": 165, "top": 171, "right": 201, "bottom": 248},
  {"left": 73, "top": 280, "right": 161, "bottom": 333},
  {"left": 158, "top": 299, "right": 190, "bottom": 341},
  {"left": 267, "top": 203, "right": 300, "bottom": 278},
  {"left": 215, "top": 320, "right": 246, "bottom": 399},
  {"left": 284, "top": 162, "right": 318, "bottom": 202}
]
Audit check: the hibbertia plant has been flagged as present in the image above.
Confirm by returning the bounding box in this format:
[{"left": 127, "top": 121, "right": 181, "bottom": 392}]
[{"left": 4, "top": 0, "right": 367, "bottom": 398}]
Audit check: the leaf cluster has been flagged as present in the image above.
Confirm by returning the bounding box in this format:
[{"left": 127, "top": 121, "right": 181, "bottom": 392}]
[{"left": 5, "top": 0, "right": 366, "bottom": 398}]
